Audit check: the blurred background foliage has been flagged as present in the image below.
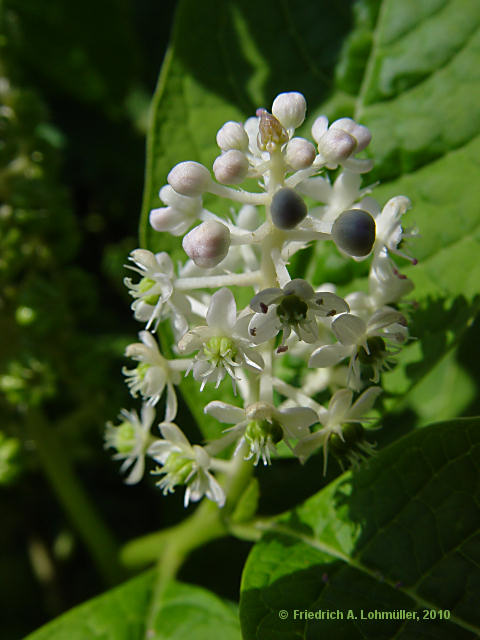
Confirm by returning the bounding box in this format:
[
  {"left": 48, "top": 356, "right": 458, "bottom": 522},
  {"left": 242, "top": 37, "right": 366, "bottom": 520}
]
[{"left": 2, "top": 0, "right": 480, "bottom": 638}]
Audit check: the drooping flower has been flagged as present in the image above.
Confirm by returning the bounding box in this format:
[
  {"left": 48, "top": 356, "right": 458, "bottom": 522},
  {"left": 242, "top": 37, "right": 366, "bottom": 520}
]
[
  {"left": 248, "top": 278, "right": 349, "bottom": 349},
  {"left": 204, "top": 399, "right": 318, "bottom": 465},
  {"left": 148, "top": 422, "right": 225, "bottom": 507},
  {"left": 178, "top": 288, "right": 264, "bottom": 391},
  {"left": 123, "top": 331, "right": 181, "bottom": 419},
  {"left": 294, "top": 386, "right": 381, "bottom": 474},
  {"left": 104, "top": 404, "right": 155, "bottom": 485},
  {"left": 309, "top": 308, "right": 407, "bottom": 390},
  {"left": 124, "top": 249, "right": 191, "bottom": 336}
]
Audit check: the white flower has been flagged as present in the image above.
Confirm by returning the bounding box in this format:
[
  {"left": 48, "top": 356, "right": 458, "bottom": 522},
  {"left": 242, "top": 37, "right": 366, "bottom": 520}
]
[
  {"left": 204, "top": 399, "right": 318, "bottom": 465},
  {"left": 309, "top": 308, "right": 408, "bottom": 390},
  {"left": 124, "top": 249, "right": 191, "bottom": 336},
  {"left": 149, "top": 185, "right": 202, "bottom": 236},
  {"left": 148, "top": 422, "right": 225, "bottom": 507},
  {"left": 178, "top": 288, "right": 263, "bottom": 391},
  {"left": 248, "top": 278, "right": 349, "bottom": 349},
  {"left": 105, "top": 404, "right": 155, "bottom": 484},
  {"left": 123, "top": 331, "right": 180, "bottom": 419},
  {"left": 294, "top": 386, "right": 381, "bottom": 473}
]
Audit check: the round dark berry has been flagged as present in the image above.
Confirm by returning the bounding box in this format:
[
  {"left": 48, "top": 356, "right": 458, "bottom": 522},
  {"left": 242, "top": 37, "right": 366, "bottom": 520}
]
[
  {"left": 270, "top": 187, "right": 307, "bottom": 230},
  {"left": 331, "top": 209, "right": 376, "bottom": 257}
]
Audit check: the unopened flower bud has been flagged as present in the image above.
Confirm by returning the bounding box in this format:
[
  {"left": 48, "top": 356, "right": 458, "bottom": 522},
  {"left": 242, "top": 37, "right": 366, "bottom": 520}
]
[
  {"left": 271, "top": 92, "right": 307, "bottom": 129},
  {"left": 317, "top": 129, "right": 357, "bottom": 167},
  {"left": 285, "top": 137, "right": 316, "bottom": 170},
  {"left": 182, "top": 220, "right": 230, "bottom": 268},
  {"left": 311, "top": 115, "right": 329, "bottom": 144},
  {"left": 330, "top": 118, "right": 371, "bottom": 152},
  {"left": 168, "top": 161, "right": 211, "bottom": 197},
  {"left": 216, "top": 121, "right": 249, "bottom": 151},
  {"left": 213, "top": 150, "right": 249, "bottom": 184},
  {"left": 237, "top": 204, "right": 260, "bottom": 230},
  {"left": 149, "top": 207, "right": 177, "bottom": 232}
]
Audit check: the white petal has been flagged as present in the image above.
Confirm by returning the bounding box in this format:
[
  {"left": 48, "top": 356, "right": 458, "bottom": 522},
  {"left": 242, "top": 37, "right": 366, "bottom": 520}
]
[
  {"left": 296, "top": 318, "right": 318, "bottom": 343},
  {"left": 283, "top": 278, "right": 314, "bottom": 300},
  {"left": 124, "top": 456, "right": 145, "bottom": 485},
  {"left": 165, "top": 383, "right": 178, "bottom": 422},
  {"left": 159, "top": 422, "right": 191, "bottom": 450},
  {"left": 293, "top": 430, "right": 325, "bottom": 464},
  {"left": 367, "top": 308, "right": 406, "bottom": 334},
  {"left": 204, "top": 401, "right": 245, "bottom": 424},
  {"left": 140, "top": 404, "right": 156, "bottom": 429},
  {"left": 248, "top": 308, "right": 282, "bottom": 343},
  {"left": 249, "top": 288, "right": 283, "bottom": 312},
  {"left": 310, "top": 292, "right": 349, "bottom": 315},
  {"left": 139, "top": 330, "right": 159, "bottom": 351},
  {"left": 278, "top": 406, "right": 318, "bottom": 438},
  {"left": 207, "top": 288, "right": 237, "bottom": 332},
  {"left": 205, "top": 472, "right": 226, "bottom": 507},
  {"left": 332, "top": 313, "right": 366, "bottom": 345},
  {"left": 328, "top": 388, "right": 353, "bottom": 423},
  {"left": 308, "top": 343, "right": 351, "bottom": 368},
  {"left": 348, "top": 386, "right": 382, "bottom": 420},
  {"left": 241, "top": 346, "right": 264, "bottom": 371}
]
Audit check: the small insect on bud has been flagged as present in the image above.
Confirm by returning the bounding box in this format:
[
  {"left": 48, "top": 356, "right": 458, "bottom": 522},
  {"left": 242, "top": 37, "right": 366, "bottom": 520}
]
[
  {"left": 182, "top": 220, "right": 230, "bottom": 268},
  {"left": 331, "top": 209, "right": 376, "bottom": 257},
  {"left": 285, "top": 137, "right": 316, "bottom": 170},
  {"left": 216, "top": 121, "right": 249, "bottom": 151},
  {"left": 257, "top": 109, "right": 289, "bottom": 151},
  {"left": 167, "top": 161, "right": 211, "bottom": 197},
  {"left": 317, "top": 128, "right": 357, "bottom": 167},
  {"left": 213, "top": 150, "right": 249, "bottom": 184},
  {"left": 271, "top": 92, "right": 306, "bottom": 130},
  {"left": 270, "top": 187, "right": 307, "bottom": 230},
  {"left": 330, "top": 118, "right": 371, "bottom": 153}
]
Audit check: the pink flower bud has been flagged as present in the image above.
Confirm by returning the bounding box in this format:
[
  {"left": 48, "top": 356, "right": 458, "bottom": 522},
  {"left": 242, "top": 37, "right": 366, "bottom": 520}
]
[
  {"left": 213, "top": 150, "right": 249, "bottom": 184},
  {"left": 216, "top": 121, "right": 249, "bottom": 151},
  {"left": 182, "top": 221, "right": 230, "bottom": 268},
  {"left": 285, "top": 137, "right": 316, "bottom": 170},
  {"left": 167, "top": 161, "right": 211, "bottom": 197},
  {"left": 330, "top": 118, "right": 371, "bottom": 152}
]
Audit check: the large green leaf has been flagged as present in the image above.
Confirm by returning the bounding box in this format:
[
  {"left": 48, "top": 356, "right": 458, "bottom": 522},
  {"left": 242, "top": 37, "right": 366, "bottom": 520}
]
[
  {"left": 239, "top": 417, "right": 480, "bottom": 639},
  {"left": 24, "top": 573, "right": 240, "bottom": 640},
  {"left": 140, "top": 0, "right": 480, "bottom": 436}
]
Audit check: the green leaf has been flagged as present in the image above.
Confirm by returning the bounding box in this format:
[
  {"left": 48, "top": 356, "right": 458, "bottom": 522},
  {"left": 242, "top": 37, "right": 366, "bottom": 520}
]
[
  {"left": 239, "top": 417, "right": 480, "bottom": 639},
  {"left": 25, "top": 573, "right": 241, "bottom": 640}
]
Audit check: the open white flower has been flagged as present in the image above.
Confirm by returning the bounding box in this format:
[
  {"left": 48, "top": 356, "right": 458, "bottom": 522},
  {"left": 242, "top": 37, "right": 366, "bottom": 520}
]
[
  {"left": 204, "top": 399, "right": 318, "bottom": 465},
  {"left": 294, "top": 386, "right": 381, "bottom": 473},
  {"left": 178, "top": 288, "right": 263, "bottom": 391},
  {"left": 124, "top": 249, "right": 191, "bottom": 336},
  {"left": 104, "top": 404, "right": 155, "bottom": 485},
  {"left": 309, "top": 308, "right": 407, "bottom": 390},
  {"left": 248, "top": 278, "right": 349, "bottom": 349},
  {"left": 123, "top": 331, "right": 181, "bottom": 419},
  {"left": 148, "top": 422, "right": 225, "bottom": 507}
]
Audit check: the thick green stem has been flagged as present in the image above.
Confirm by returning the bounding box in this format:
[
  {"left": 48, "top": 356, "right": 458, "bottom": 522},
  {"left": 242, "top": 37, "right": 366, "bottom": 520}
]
[{"left": 26, "top": 410, "right": 123, "bottom": 585}]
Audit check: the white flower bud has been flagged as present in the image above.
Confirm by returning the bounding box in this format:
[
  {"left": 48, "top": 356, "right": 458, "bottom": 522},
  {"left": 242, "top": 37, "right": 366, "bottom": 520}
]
[
  {"left": 149, "top": 207, "right": 178, "bottom": 232},
  {"left": 159, "top": 185, "right": 201, "bottom": 214},
  {"left": 272, "top": 92, "right": 306, "bottom": 130},
  {"left": 285, "top": 137, "right": 316, "bottom": 170},
  {"left": 213, "top": 150, "right": 249, "bottom": 184},
  {"left": 311, "top": 115, "right": 329, "bottom": 144},
  {"left": 182, "top": 220, "right": 230, "bottom": 268},
  {"left": 237, "top": 204, "right": 260, "bottom": 230},
  {"left": 330, "top": 118, "right": 371, "bottom": 152},
  {"left": 167, "top": 161, "right": 211, "bottom": 197},
  {"left": 317, "top": 129, "right": 357, "bottom": 167},
  {"left": 216, "top": 121, "right": 249, "bottom": 151}
]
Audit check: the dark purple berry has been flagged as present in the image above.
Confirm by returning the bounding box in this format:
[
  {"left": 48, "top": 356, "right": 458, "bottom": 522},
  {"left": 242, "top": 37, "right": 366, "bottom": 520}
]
[
  {"left": 270, "top": 187, "right": 307, "bottom": 230},
  {"left": 331, "top": 209, "right": 376, "bottom": 257}
]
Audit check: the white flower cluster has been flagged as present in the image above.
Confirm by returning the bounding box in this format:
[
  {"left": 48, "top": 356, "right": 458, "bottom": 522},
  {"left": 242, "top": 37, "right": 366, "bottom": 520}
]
[{"left": 106, "top": 92, "right": 416, "bottom": 508}]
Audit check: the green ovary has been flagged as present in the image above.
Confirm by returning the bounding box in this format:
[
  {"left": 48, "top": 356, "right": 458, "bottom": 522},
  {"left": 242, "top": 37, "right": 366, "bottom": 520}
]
[
  {"left": 139, "top": 277, "right": 160, "bottom": 306},
  {"left": 115, "top": 422, "right": 136, "bottom": 454},
  {"left": 162, "top": 452, "right": 193, "bottom": 485},
  {"left": 245, "top": 420, "right": 283, "bottom": 446},
  {"left": 276, "top": 294, "right": 308, "bottom": 324},
  {"left": 203, "top": 336, "right": 237, "bottom": 364}
]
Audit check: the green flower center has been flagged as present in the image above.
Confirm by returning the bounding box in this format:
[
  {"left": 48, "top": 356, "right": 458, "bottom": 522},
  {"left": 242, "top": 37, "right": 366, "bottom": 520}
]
[
  {"left": 245, "top": 420, "right": 283, "bottom": 447},
  {"left": 357, "top": 336, "right": 386, "bottom": 365},
  {"left": 139, "top": 277, "right": 160, "bottom": 306},
  {"left": 203, "top": 336, "right": 237, "bottom": 364},
  {"left": 115, "top": 421, "right": 136, "bottom": 454},
  {"left": 163, "top": 452, "right": 194, "bottom": 485},
  {"left": 329, "top": 423, "right": 365, "bottom": 457},
  {"left": 136, "top": 362, "right": 151, "bottom": 380},
  {"left": 276, "top": 294, "right": 308, "bottom": 325}
]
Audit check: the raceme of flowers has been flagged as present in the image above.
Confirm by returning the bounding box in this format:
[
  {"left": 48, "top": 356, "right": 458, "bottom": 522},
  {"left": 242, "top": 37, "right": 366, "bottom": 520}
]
[{"left": 105, "top": 92, "right": 416, "bottom": 508}]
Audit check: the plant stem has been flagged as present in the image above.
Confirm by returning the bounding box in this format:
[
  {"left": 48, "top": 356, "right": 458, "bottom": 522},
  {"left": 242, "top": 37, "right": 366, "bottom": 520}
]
[{"left": 26, "top": 409, "right": 123, "bottom": 585}]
